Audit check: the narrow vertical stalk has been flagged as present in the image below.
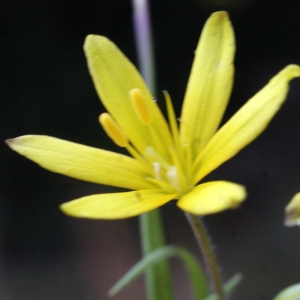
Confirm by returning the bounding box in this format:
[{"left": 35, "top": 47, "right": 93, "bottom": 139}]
[
  {"left": 185, "top": 213, "right": 225, "bottom": 300},
  {"left": 132, "top": 0, "right": 173, "bottom": 299},
  {"left": 132, "top": 0, "right": 156, "bottom": 93},
  {"left": 140, "top": 210, "right": 173, "bottom": 300}
]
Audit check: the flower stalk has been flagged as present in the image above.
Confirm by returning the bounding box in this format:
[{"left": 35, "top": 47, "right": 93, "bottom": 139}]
[
  {"left": 139, "top": 210, "right": 173, "bottom": 300},
  {"left": 185, "top": 213, "right": 225, "bottom": 300}
]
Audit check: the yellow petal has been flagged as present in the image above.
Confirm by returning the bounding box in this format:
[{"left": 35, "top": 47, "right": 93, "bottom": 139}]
[
  {"left": 84, "top": 35, "right": 173, "bottom": 160},
  {"left": 180, "top": 11, "right": 235, "bottom": 161},
  {"left": 6, "top": 135, "right": 154, "bottom": 190},
  {"left": 177, "top": 181, "right": 246, "bottom": 215},
  {"left": 193, "top": 65, "right": 300, "bottom": 184},
  {"left": 60, "top": 190, "right": 177, "bottom": 219},
  {"left": 274, "top": 283, "right": 300, "bottom": 300},
  {"left": 284, "top": 192, "right": 300, "bottom": 227}
]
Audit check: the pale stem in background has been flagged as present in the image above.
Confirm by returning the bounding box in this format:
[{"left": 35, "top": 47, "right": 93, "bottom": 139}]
[{"left": 132, "top": 0, "right": 173, "bottom": 300}]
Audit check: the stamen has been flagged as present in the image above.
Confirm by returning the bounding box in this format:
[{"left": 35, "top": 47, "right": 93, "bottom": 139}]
[
  {"left": 125, "top": 143, "right": 153, "bottom": 173},
  {"left": 146, "top": 146, "right": 170, "bottom": 170},
  {"left": 167, "top": 165, "right": 180, "bottom": 192},
  {"left": 99, "top": 113, "right": 128, "bottom": 147},
  {"left": 130, "top": 88, "right": 152, "bottom": 125},
  {"left": 163, "top": 90, "right": 181, "bottom": 151},
  {"left": 153, "top": 162, "right": 162, "bottom": 180},
  {"left": 168, "top": 146, "right": 188, "bottom": 192}
]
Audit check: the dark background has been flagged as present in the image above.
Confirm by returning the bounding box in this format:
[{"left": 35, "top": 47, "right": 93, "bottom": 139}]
[{"left": 2, "top": 0, "right": 300, "bottom": 299}]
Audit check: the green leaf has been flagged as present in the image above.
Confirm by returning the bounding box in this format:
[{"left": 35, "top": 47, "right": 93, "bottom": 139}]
[
  {"left": 108, "top": 245, "right": 209, "bottom": 300},
  {"left": 203, "top": 273, "right": 243, "bottom": 300}
]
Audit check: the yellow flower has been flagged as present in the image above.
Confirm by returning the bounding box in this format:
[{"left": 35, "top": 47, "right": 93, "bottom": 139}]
[
  {"left": 6, "top": 12, "right": 300, "bottom": 219},
  {"left": 284, "top": 193, "right": 300, "bottom": 227}
]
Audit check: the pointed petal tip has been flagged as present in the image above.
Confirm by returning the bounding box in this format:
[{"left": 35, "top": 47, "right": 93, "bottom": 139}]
[
  {"left": 285, "top": 64, "right": 300, "bottom": 79},
  {"left": 83, "top": 35, "right": 110, "bottom": 53},
  {"left": 208, "top": 11, "right": 230, "bottom": 26},
  {"left": 5, "top": 135, "right": 34, "bottom": 150},
  {"left": 5, "top": 137, "right": 19, "bottom": 149},
  {"left": 60, "top": 203, "right": 89, "bottom": 219},
  {"left": 83, "top": 34, "right": 93, "bottom": 48},
  {"left": 270, "top": 64, "right": 300, "bottom": 85},
  {"left": 211, "top": 11, "right": 229, "bottom": 19},
  {"left": 60, "top": 200, "right": 97, "bottom": 219},
  {"left": 284, "top": 192, "right": 300, "bottom": 227},
  {"left": 202, "top": 12, "right": 231, "bottom": 33},
  {"left": 59, "top": 202, "right": 75, "bottom": 217},
  {"left": 5, "top": 138, "right": 12, "bottom": 146},
  {"left": 84, "top": 34, "right": 99, "bottom": 42}
]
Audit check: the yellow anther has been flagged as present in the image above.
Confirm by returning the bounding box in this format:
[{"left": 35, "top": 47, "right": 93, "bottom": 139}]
[
  {"left": 99, "top": 113, "right": 128, "bottom": 147},
  {"left": 130, "top": 88, "right": 152, "bottom": 125}
]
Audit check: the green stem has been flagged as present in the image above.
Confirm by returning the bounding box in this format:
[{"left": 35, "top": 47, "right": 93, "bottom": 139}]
[
  {"left": 140, "top": 210, "right": 173, "bottom": 300},
  {"left": 185, "top": 213, "right": 225, "bottom": 300}
]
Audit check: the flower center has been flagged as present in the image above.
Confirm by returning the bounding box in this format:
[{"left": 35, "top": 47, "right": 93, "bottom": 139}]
[
  {"left": 129, "top": 89, "right": 188, "bottom": 193},
  {"left": 145, "top": 146, "right": 181, "bottom": 192},
  {"left": 99, "top": 88, "right": 190, "bottom": 194}
]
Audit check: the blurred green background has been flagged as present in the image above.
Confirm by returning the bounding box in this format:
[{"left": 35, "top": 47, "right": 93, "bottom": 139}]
[{"left": 2, "top": 0, "right": 300, "bottom": 299}]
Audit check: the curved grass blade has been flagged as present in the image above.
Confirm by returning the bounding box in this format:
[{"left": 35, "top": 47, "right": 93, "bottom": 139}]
[
  {"left": 203, "top": 273, "right": 243, "bottom": 300},
  {"left": 108, "top": 245, "right": 209, "bottom": 299}
]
